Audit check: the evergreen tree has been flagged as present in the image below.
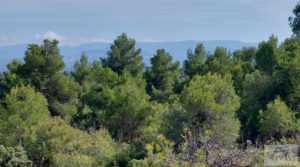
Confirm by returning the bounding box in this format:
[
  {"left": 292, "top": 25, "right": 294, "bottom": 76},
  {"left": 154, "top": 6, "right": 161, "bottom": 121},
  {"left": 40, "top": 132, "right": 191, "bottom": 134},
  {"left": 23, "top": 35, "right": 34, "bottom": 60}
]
[
  {"left": 74, "top": 61, "right": 120, "bottom": 129},
  {"left": 22, "top": 39, "right": 65, "bottom": 89},
  {"left": 183, "top": 43, "right": 206, "bottom": 77},
  {"left": 289, "top": 2, "right": 300, "bottom": 36},
  {"left": 0, "top": 60, "right": 24, "bottom": 99},
  {"left": 72, "top": 54, "right": 91, "bottom": 84},
  {"left": 102, "top": 33, "right": 144, "bottom": 76},
  {"left": 145, "top": 49, "right": 180, "bottom": 103},
  {"left": 45, "top": 73, "right": 80, "bottom": 122},
  {"left": 232, "top": 47, "right": 256, "bottom": 94},
  {"left": 238, "top": 70, "right": 276, "bottom": 141},
  {"left": 205, "top": 47, "right": 234, "bottom": 76},
  {"left": 101, "top": 73, "right": 152, "bottom": 142},
  {"left": 274, "top": 37, "right": 300, "bottom": 115},
  {"left": 10, "top": 40, "right": 80, "bottom": 122},
  {"left": 23, "top": 117, "right": 118, "bottom": 166},
  {"left": 181, "top": 73, "right": 240, "bottom": 144},
  {"left": 0, "top": 85, "right": 49, "bottom": 146},
  {"left": 255, "top": 35, "right": 278, "bottom": 74},
  {"left": 259, "top": 97, "right": 299, "bottom": 140}
]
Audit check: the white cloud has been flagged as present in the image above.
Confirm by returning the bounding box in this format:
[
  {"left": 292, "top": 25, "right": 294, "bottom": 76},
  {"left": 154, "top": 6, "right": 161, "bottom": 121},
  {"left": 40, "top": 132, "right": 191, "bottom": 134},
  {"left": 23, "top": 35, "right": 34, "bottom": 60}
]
[
  {"left": 34, "top": 31, "right": 110, "bottom": 46},
  {"left": 35, "top": 31, "right": 64, "bottom": 41}
]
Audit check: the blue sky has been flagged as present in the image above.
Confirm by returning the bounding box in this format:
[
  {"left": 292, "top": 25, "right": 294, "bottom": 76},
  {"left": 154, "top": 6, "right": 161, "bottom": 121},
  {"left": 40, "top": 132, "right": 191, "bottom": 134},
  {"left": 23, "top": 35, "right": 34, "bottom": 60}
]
[{"left": 0, "top": 0, "right": 298, "bottom": 45}]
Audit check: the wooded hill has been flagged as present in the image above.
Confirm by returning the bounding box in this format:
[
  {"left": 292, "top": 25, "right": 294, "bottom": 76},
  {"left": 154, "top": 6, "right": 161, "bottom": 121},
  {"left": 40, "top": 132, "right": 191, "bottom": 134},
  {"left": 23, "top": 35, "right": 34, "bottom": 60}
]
[{"left": 0, "top": 2, "right": 300, "bottom": 167}]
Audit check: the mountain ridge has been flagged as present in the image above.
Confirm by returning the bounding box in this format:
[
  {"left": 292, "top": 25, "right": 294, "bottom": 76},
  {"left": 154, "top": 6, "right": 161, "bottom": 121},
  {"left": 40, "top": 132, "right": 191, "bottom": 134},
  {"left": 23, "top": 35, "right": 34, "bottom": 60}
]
[{"left": 0, "top": 40, "right": 258, "bottom": 71}]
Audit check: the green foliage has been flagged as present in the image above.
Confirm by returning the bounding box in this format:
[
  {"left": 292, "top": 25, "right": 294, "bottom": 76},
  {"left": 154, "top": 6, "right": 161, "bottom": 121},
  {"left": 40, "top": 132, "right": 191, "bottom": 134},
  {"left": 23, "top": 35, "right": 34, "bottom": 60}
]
[
  {"left": 142, "top": 102, "right": 165, "bottom": 143},
  {"left": 83, "top": 60, "right": 119, "bottom": 89},
  {"left": 232, "top": 47, "right": 256, "bottom": 93},
  {"left": 52, "top": 153, "right": 96, "bottom": 167},
  {"left": 288, "top": 84, "right": 300, "bottom": 117},
  {"left": 0, "top": 60, "right": 24, "bottom": 99},
  {"left": 184, "top": 43, "right": 207, "bottom": 77},
  {"left": 238, "top": 70, "right": 276, "bottom": 141},
  {"left": 72, "top": 54, "right": 91, "bottom": 84},
  {"left": 76, "top": 66, "right": 152, "bottom": 142},
  {"left": 1, "top": 8, "right": 300, "bottom": 165},
  {"left": 23, "top": 117, "right": 118, "bottom": 167},
  {"left": 101, "top": 74, "right": 152, "bottom": 142},
  {"left": 146, "top": 49, "right": 180, "bottom": 103},
  {"left": 0, "top": 85, "right": 49, "bottom": 146},
  {"left": 255, "top": 35, "right": 278, "bottom": 74},
  {"left": 233, "top": 47, "right": 256, "bottom": 62},
  {"left": 181, "top": 73, "right": 240, "bottom": 144},
  {"left": 45, "top": 73, "right": 80, "bottom": 121},
  {"left": 22, "top": 39, "right": 65, "bottom": 87},
  {"left": 159, "top": 97, "right": 187, "bottom": 144},
  {"left": 259, "top": 97, "right": 299, "bottom": 140},
  {"left": 102, "top": 33, "right": 144, "bottom": 76},
  {"left": 289, "top": 2, "right": 300, "bottom": 36},
  {"left": 1, "top": 40, "right": 80, "bottom": 122},
  {"left": 205, "top": 47, "right": 234, "bottom": 76},
  {"left": 0, "top": 145, "right": 32, "bottom": 167},
  {"left": 274, "top": 37, "right": 300, "bottom": 113},
  {"left": 52, "top": 102, "right": 77, "bottom": 123},
  {"left": 73, "top": 62, "right": 120, "bottom": 130}
]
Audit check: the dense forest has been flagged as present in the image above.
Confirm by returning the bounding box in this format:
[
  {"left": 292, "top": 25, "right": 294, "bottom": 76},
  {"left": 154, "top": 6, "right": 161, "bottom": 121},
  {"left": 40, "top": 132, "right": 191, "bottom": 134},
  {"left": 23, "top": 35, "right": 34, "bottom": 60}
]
[{"left": 0, "top": 3, "right": 300, "bottom": 167}]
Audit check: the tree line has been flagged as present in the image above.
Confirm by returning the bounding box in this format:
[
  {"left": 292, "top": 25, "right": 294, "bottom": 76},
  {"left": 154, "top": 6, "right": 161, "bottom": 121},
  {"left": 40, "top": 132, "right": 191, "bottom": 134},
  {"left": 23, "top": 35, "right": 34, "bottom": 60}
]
[{"left": 0, "top": 2, "right": 300, "bottom": 167}]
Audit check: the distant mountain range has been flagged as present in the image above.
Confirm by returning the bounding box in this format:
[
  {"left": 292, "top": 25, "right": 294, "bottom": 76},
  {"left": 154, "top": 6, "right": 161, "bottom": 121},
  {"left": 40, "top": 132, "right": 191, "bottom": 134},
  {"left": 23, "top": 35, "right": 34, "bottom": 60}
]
[{"left": 0, "top": 40, "right": 257, "bottom": 71}]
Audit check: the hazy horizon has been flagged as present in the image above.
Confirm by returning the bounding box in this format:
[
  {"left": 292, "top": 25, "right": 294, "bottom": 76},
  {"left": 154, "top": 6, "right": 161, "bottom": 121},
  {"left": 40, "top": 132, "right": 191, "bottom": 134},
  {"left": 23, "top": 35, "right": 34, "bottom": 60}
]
[
  {"left": 0, "top": 38, "right": 259, "bottom": 47},
  {"left": 0, "top": 0, "right": 298, "bottom": 46}
]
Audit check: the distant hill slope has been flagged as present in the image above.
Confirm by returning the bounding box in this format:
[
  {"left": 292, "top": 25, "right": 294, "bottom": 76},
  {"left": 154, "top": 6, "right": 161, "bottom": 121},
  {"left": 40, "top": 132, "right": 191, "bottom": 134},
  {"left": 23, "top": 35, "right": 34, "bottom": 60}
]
[{"left": 0, "top": 40, "right": 257, "bottom": 71}]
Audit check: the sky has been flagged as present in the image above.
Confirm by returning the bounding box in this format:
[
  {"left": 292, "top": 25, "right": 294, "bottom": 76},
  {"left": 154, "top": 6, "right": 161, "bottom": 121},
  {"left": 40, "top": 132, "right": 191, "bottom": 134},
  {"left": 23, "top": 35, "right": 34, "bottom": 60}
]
[{"left": 0, "top": 0, "right": 298, "bottom": 46}]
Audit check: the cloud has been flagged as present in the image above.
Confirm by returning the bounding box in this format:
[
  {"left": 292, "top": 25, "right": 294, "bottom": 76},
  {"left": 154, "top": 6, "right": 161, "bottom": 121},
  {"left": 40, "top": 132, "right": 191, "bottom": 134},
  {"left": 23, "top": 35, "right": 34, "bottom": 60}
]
[
  {"left": 34, "top": 31, "right": 110, "bottom": 46},
  {"left": 35, "top": 31, "right": 64, "bottom": 41}
]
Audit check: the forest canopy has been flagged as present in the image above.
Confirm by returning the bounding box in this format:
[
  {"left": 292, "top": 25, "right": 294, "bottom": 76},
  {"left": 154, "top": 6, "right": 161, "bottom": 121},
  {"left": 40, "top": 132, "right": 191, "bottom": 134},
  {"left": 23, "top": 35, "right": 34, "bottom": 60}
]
[{"left": 0, "top": 2, "right": 300, "bottom": 167}]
